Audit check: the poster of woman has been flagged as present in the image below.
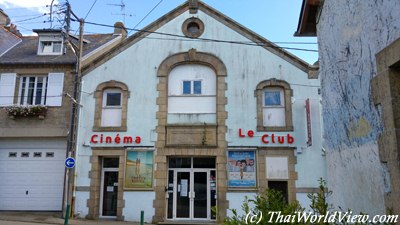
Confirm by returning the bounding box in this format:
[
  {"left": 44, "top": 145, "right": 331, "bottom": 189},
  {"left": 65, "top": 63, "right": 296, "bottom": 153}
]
[
  {"left": 227, "top": 150, "right": 256, "bottom": 187},
  {"left": 125, "top": 150, "right": 153, "bottom": 189}
]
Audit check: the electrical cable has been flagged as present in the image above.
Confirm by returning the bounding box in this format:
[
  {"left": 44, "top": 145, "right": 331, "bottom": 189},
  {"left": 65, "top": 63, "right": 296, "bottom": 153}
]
[
  {"left": 84, "top": 0, "right": 98, "bottom": 20},
  {"left": 128, "top": 0, "right": 164, "bottom": 35},
  {"left": 73, "top": 19, "right": 318, "bottom": 52}
]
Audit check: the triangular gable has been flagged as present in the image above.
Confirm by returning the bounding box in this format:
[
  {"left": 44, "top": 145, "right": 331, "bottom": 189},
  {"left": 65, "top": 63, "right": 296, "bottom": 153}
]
[{"left": 82, "top": 1, "right": 313, "bottom": 75}]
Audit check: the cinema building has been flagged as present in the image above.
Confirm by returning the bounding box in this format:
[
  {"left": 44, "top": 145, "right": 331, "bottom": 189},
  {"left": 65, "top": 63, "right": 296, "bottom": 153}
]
[{"left": 73, "top": 1, "right": 325, "bottom": 223}]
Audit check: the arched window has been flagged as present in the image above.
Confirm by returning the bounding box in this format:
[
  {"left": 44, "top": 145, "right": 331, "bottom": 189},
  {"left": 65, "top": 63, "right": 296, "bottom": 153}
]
[
  {"left": 256, "top": 79, "right": 293, "bottom": 131},
  {"left": 167, "top": 64, "right": 216, "bottom": 124},
  {"left": 93, "top": 81, "right": 129, "bottom": 132}
]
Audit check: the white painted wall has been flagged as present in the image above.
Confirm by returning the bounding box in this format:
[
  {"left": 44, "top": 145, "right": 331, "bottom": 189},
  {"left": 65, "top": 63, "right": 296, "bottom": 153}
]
[
  {"left": 74, "top": 191, "right": 89, "bottom": 218},
  {"left": 123, "top": 192, "right": 155, "bottom": 222},
  {"left": 226, "top": 192, "right": 257, "bottom": 218},
  {"left": 75, "top": 7, "right": 326, "bottom": 221}
]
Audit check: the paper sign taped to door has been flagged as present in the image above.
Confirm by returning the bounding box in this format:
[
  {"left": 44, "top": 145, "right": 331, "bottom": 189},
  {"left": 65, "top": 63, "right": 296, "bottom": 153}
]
[
  {"left": 180, "top": 179, "right": 188, "bottom": 197},
  {"left": 107, "top": 186, "right": 114, "bottom": 192}
]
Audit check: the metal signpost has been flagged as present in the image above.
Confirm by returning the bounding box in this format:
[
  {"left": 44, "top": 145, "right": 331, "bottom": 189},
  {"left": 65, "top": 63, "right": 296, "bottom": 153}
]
[{"left": 64, "top": 157, "right": 75, "bottom": 225}]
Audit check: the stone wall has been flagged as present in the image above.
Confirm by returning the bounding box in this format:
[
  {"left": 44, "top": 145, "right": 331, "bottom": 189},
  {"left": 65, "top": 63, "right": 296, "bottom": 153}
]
[{"left": 317, "top": 0, "right": 400, "bottom": 215}]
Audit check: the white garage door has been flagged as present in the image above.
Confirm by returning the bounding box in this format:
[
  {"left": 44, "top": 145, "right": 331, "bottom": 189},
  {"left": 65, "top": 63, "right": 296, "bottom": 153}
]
[{"left": 0, "top": 148, "right": 65, "bottom": 211}]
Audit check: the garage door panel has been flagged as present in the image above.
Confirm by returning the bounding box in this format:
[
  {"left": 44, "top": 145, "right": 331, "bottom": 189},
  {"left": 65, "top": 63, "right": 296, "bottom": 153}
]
[
  {"left": 0, "top": 197, "right": 62, "bottom": 211},
  {"left": 0, "top": 147, "right": 66, "bottom": 211}
]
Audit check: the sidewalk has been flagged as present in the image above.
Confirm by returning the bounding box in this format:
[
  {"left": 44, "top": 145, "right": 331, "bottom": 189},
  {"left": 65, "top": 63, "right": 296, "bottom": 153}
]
[{"left": 0, "top": 212, "right": 152, "bottom": 225}]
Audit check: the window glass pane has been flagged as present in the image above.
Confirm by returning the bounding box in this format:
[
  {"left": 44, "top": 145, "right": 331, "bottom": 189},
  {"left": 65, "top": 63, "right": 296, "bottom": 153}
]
[
  {"left": 103, "top": 158, "right": 119, "bottom": 168},
  {"left": 193, "top": 81, "right": 202, "bottom": 94},
  {"left": 35, "top": 77, "right": 43, "bottom": 105},
  {"left": 106, "top": 93, "right": 121, "bottom": 106},
  {"left": 53, "top": 42, "right": 62, "bottom": 53},
  {"left": 20, "top": 77, "right": 26, "bottom": 104},
  {"left": 27, "top": 77, "right": 35, "bottom": 105},
  {"left": 169, "top": 157, "right": 191, "bottom": 168},
  {"left": 264, "top": 91, "right": 281, "bottom": 106},
  {"left": 268, "top": 181, "right": 288, "bottom": 203},
  {"left": 193, "top": 157, "right": 215, "bottom": 168},
  {"left": 183, "top": 81, "right": 191, "bottom": 94},
  {"left": 41, "top": 41, "right": 52, "bottom": 53}
]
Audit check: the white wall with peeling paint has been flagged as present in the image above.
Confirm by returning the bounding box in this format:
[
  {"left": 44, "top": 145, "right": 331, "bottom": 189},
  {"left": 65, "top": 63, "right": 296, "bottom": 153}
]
[{"left": 317, "top": 0, "right": 400, "bottom": 215}]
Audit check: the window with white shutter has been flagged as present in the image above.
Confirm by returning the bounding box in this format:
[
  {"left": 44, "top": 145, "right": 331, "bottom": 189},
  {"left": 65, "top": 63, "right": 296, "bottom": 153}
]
[
  {"left": 0, "top": 73, "right": 17, "bottom": 106},
  {"left": 46, "top": 73, "right": 64, "bottom": 106}
]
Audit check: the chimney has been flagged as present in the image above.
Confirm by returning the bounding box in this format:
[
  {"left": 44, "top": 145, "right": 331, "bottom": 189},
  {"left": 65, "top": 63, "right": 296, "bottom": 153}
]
[
  {"left": 114, "top": 22, "right": 127, "bottom": 38},
  {"left": 8, "top": 23, "right": 22, "bottom": 37}
]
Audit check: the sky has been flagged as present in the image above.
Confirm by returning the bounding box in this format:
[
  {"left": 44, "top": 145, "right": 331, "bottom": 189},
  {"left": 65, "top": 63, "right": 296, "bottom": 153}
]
[{"left": 0, "top": 0, "right": 318, "bottom": 64}]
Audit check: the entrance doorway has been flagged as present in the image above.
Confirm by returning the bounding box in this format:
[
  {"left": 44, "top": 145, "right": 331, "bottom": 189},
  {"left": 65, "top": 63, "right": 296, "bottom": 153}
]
[
  {"left": 100, "top": 158, "right": 119, "bottom": 217},
  {"left": 166, "top": 157, "right": 216, "bottom": 221}
]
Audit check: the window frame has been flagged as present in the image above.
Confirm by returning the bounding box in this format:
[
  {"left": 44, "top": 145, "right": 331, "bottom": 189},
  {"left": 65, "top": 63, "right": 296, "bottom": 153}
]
[
  {"left": 182, "top": 80, "right": 202, "bottom": 95},
  {"left": 38, "top": 40, "right": 63, "bottom": 55},
  {"left": 93, "top": 81, "right": 129, "bottom": 132},
  {"left": 256, "top": 79, "right": 293, "bottom": 132},
  {"left": 102, "top": 89, "right": 122, "bottom": 108},
  {"left": 18, "top": 75, "right": 48, "bottom": 106}
]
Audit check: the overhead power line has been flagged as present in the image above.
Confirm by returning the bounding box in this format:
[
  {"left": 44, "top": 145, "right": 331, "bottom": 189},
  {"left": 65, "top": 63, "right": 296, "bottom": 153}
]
[
  {"left": 84, "top": 0, "right": 98, "bottom": 20},
  {"left": 13, "top": 14, "right": 47, "bottom": 23},
  {"left": 73, "top": 19, "right": 318, "bottom": 52},
  {"left": 129, "top": 0, "right": 164, "bottom": 34}
]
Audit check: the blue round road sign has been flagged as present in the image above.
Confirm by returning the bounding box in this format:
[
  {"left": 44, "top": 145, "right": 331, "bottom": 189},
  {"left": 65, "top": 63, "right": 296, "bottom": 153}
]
[{"left": 65, "top": 157, "right": 75, "bottom": 169}]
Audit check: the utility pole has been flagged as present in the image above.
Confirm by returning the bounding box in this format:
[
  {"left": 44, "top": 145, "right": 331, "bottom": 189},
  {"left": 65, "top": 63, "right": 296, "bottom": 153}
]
[{"left": 63, "top": 1, "right": 84, "bottom": 224}]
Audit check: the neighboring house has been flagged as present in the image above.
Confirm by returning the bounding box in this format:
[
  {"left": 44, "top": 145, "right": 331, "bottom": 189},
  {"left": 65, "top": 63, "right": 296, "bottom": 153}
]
[
  {"left": 0, "top": 23, "right": 126, "bottom": 211},
  {"left": 74, "top": 0, "right": 324, "bottom": 223},
  {"left": 0, "top": 9, "right": 21, "bottom": 56},
  {"left": 296, "top": 0, "right": 400, "bottom": 217}
]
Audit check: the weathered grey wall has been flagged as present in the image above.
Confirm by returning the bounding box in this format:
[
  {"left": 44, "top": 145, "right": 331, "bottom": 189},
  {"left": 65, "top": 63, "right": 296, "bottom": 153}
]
[{"left": 317, "top": 0, "right": 400, "bottom": 215}]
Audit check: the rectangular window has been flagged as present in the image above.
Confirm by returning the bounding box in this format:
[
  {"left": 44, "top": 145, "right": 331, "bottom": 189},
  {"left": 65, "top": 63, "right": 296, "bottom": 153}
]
[
  {"left": 19, "top": 76, "right": 48, "bottom": 105},
  {"left": 264, "top": 91, "right": 281, "bottom": 106},
  {"left": 268, "top": 181, "right": 288, "bottom": 203},
  {"left": 40, "top": 41, "right": 62, "bottom": 54},
  {"left": 106, "top": 93, "right": 121, "bottom": 106},
  {"left": 193, "top": 81, "right": 202, "bottom": 94},
  {"left": 183, "top": 81, "right": 191, "bottom": 94},
  {"left": 182, "top": 80, "right": 202, "bottom": 95}
]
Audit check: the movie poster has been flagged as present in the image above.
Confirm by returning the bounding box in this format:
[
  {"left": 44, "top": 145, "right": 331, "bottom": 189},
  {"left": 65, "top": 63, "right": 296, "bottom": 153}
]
[
  {"left": 125, "top": 150, "right": 153, "bottom": 189},
  {"left": 227, "top": 150, "right": 256, "bottom": 188}
]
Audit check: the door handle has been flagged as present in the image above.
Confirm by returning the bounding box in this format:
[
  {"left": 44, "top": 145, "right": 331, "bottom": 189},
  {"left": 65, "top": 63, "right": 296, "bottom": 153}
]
[{"left": 26, "top": 190, "right": 28, "bottom": 195}]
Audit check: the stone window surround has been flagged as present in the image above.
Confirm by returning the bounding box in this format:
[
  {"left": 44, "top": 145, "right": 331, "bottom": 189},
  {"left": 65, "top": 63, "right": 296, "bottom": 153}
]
[
  {"left": 93, "top": 80, "right": 129, "bottom": 132},
  {"left": 257, "top": 147, "right": 297, "bottom": 203},
  {"left": 256, "top": 79, "right": 294, "bottom": 132},
  {"left": 182, "top": 17, "right": 204, "bottom": 38},
  {"left": 153, "top": 49, "right": 229, "bottom": 222}
]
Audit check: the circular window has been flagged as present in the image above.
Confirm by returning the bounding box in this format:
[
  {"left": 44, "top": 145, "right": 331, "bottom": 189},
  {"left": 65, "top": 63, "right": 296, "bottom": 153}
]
[{"left": 182, "top": 17, "right": 204, "bottom": 38}]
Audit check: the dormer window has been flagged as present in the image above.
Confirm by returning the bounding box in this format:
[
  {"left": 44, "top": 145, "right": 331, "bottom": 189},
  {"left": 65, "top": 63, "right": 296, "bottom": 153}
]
[
  {"left": 40, "top": 41, "right": 62, "bottom": 54},
  {"left": 33, "top": 29, "right": 64, "bottom": 55}
]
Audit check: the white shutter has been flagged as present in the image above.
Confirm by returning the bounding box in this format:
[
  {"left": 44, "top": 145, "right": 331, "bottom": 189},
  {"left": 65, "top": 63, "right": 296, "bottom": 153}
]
[
  {"left": 46, "top": 73, "right": 64, "bottom": 106},
  {"left": 0, "top": 73, "right": 16, "bottom": 106}
]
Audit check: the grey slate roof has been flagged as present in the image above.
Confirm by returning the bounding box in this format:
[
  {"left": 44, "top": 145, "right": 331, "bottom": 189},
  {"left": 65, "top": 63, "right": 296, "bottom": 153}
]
[
  {"left": 0, "top": 26, "right": 21, "bottom": 57},
  {"left": 0, "top": 33, "right": 117, "bottom": 65}
]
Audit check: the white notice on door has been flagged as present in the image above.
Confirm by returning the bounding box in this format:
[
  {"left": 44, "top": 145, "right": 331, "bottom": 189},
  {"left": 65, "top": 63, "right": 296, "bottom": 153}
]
[
  {"left": 107, "top": 186, "right": 114, "bottom": 192},
  {"left": 180, "top": 179, "right": 188, "bottom": 197}
]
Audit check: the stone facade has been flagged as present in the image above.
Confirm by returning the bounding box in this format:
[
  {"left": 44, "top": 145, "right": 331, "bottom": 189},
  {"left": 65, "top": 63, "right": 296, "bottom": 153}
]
[
  {"left": 154, "top": 50, "right": 228, "bottom": 222},
  {"left": 0, "top": 65, "right": 75, "bottom": 137},
  {"left": 372, "top": 37, "right": 400, "bottom": 217}
]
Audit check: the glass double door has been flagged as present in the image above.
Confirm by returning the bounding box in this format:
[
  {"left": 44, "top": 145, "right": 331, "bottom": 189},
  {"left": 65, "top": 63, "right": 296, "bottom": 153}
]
[{"left": 167, "top": 169, "right": 216, "bottom": 220}]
